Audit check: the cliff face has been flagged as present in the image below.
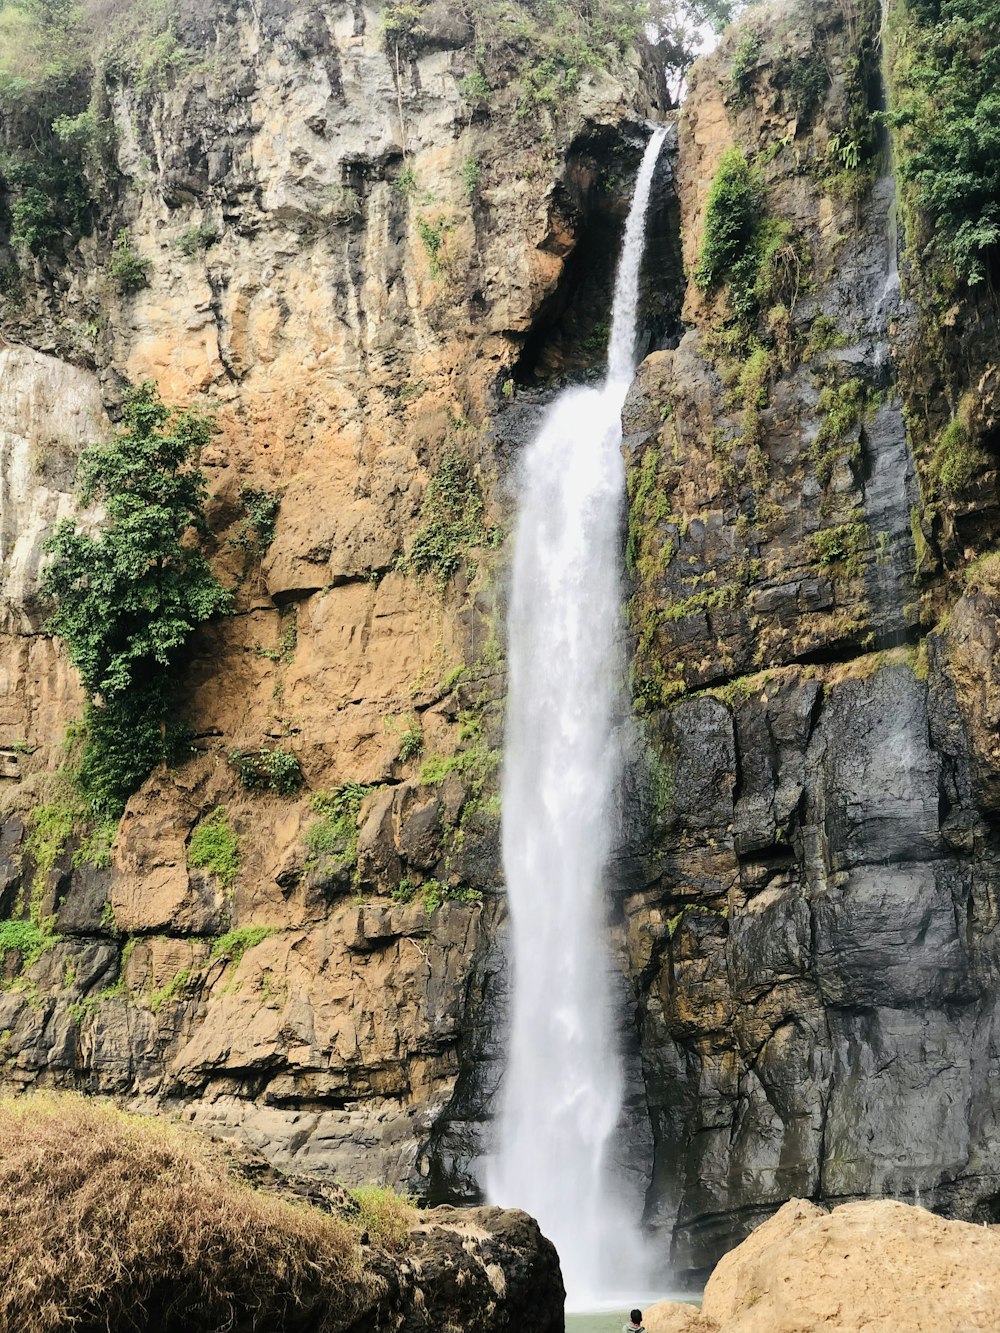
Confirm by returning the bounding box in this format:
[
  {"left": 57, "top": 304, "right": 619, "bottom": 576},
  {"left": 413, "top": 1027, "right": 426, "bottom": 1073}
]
[
  {"left": 4, "top": 0, "right": 1000, "bottom": 1297},
  {"left": 619, "top": 0, "right": 1000, "bottom": 1279},
  {"left": 0, "top": 0, "right": 670, "bottom": 1202}
]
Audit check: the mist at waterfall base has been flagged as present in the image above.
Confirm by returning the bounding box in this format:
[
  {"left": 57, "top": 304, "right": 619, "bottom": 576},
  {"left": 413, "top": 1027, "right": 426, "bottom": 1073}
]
[{"left": 487, "top": 127, "right": 668, "bottom": 1312}]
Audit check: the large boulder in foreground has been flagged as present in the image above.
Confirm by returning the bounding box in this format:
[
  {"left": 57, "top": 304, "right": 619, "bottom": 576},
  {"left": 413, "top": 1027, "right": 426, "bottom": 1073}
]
[
  {"left": 0, "top": 1093, "right": 563, "bottom": 1333},
  {"left": 645, "top": 1198, "right": 1000, "bottom": 1333}
]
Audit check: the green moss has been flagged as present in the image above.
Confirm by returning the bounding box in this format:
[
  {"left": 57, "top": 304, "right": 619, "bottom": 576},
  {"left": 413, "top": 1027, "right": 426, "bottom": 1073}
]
[
  {"left": 188, "top": 808, "right": 240, "bottom": 890},
  {"left": 73, "top": 817, "right": 118, "bottom": 871},
  {"left": 148, "top": 968, "right": 191, "bottom": 1014},
  {"left": 807, "top": 521, "right": 870, "bottom": 576},
  {"left": 811, "top": 379, "right": 873, "bottom": 486},
  {"left": 25, "top": 799, "right": 77, "bottom": 881},
  {"left": 211, "top": 925, "right": 274, "bottom": 966},
  {"left": 625, "top": 445, "right": 676, "bottom": 581},
  {"left": 930, "top": 416, "right": 988, "bottom": 496},
  {"left": 403, "top": 453, "right": 488, "bottom": 585},
  {"left": 803, "top": 315, "right": 848, "bottom": 359},
  {"left": 0, "top": 919, "right": 60, "bottom": 971}
]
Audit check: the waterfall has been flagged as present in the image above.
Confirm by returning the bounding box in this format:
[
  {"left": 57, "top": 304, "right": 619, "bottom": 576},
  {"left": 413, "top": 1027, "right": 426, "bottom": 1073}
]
[{"left": 488, "top": 126, "right": 667, "bottom": 1309}]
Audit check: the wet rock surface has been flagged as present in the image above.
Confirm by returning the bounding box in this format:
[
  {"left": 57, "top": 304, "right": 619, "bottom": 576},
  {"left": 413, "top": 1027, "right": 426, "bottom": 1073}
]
[{"left": 616, "top": 0, "right": 1000, "bottom": 1282}]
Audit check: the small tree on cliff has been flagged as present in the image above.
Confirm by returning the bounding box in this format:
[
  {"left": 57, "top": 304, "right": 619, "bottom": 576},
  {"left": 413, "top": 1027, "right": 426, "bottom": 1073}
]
[{"left": 42, "top": 382, "right": 233, "bottom": 817}]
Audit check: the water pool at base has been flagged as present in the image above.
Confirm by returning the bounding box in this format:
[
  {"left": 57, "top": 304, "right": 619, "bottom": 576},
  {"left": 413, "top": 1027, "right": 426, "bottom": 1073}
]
[{"left": 566, "top": 1295, "right": 701, "bottom": 1332}]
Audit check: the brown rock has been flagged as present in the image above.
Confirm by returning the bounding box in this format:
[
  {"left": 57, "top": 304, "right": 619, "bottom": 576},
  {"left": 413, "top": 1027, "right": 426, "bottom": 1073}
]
[
  {"left": 700, "top": 1198, "right": 1000, "bottom": 1333},
  {"left": 644, "top": 1301, "right": 718, "bottom": 1333}
]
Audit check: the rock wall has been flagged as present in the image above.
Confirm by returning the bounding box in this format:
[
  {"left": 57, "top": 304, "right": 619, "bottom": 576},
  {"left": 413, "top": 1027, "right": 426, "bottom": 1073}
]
[
  {"left": 0, "top": 0, "right": 675, "bottom": 1205},
  {"left": 4, "top": 0, "right": 1000, "bottom": 1298},
  {"left": 618, "top": 0, "right": 1000, "bottom": 1280}
]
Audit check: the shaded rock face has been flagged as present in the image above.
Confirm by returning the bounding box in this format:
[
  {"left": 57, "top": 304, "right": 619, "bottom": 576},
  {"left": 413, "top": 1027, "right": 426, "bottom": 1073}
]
[{"left": 617, "top": 0, "right": 1000, "bottom": 1283}]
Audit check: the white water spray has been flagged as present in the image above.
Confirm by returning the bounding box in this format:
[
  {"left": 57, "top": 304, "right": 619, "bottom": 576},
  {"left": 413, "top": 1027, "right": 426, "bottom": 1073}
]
[{"left": 488, "top": 126, "right": 668, "bottom": 1308}]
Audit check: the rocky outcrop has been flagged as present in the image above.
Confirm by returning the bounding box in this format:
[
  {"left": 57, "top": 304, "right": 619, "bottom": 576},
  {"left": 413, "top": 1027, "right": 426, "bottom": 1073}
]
[
  {"left": 645, "top": 1197, "right": 1000, "bottom": 1333},
  {"left": 0, "top": 0, "right": 675, "bottom": 1210},
  {"left": 616, "top": 0, "right": 1000, "bottom": 1282}
]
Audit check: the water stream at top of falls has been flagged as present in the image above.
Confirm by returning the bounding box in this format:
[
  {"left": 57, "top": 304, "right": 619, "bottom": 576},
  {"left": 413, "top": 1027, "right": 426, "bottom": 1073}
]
[{"left": 487, "top": 125, "right": 668, "bottom": 1310}]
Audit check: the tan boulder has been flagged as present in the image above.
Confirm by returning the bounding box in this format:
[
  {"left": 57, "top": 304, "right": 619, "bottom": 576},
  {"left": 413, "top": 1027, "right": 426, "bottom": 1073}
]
[
  {"left": 692, "top": 1197, "right": 1000, "bottom": 1333},
  {"left": 644, "top": 1301, "right": 718, "bottom": 1332}
]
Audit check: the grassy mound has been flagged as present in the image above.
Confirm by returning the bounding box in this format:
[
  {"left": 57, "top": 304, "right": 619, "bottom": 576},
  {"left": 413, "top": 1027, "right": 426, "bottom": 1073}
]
[{"left": 0, "top": 1094, "right": 409, "bottom": 1333}]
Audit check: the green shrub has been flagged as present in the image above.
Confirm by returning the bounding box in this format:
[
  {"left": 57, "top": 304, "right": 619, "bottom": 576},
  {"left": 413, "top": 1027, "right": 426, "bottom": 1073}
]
[
  {"left": 211, "top": 925, "right": 274, "bottom": 965},
  {"left": 462, "top": 154, "right": 481, "bottom": 198},
  {"left": 347, "top": 1186, "right": 414, "bottom": 1251},
  {"left": 887, "top": 0, "right": 1000, "bottom": 286},
  {"left": 391, "top": 876, "right": 482, "bottom": 913},
  {"left": 460, "top": 68, "right": 490, "bottom": 103},
  {"left": 304, "top": 783, "right": 373, "bottom": 868},
  {"left": 775, "top": 50, "right": 827, "bottom": 121},
  {"left": 398, "top": 728, "right": 424, "bottom": 761},
  {"left": 108, "top": 229, "right": 151, "bottom": 294},
  {"left": 729, "top": 30, "right": 762, "bottom": 104},
  {"left": 381, "top": 2, "right": 427, "bottom": 51},
  {"left": 188, "top": 808, "right": 240, "bottom": 889},
  {"left": 416, "top": 214, "right": 449, "bottom": 275},
  {"left": 695, "top": 148, "right": 765, "bottom": 302},
  {"left": 42, "top": 382, "right": 232, "bottom": 817},
  {"left": 403, "top": 453, "right": 486, "bottom": 584},
  {"left": 230, "top": 486, "right": 281, "bottom": 567},
  {"left": 177, "top": 224, "right": 218, "bottom": 256},
  {"left": 229, "top": 748, "right": 302, "bottom": 797}
]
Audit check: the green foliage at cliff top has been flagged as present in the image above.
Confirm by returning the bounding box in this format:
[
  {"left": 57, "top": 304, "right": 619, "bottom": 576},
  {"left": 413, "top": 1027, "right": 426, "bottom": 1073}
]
[
  {"left": 42, "top": 383, "right": 233, "bottom": 816},
  {"left": 887, "top": 0, "right": 1000, "bottom": 287}
]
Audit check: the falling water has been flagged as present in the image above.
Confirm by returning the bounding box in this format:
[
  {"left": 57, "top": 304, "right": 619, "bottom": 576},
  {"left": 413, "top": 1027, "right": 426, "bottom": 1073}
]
[{"left": 488, "top": 126, "right": 667, "bottom": 1308}]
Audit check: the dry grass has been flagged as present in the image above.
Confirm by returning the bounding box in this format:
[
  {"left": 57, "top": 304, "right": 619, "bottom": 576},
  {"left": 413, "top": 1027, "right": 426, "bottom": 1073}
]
[
  {"left": 0, "top": 1094, "right": 387, "bottom": 1333},
  {"left": 349, "top": 1185, "right": 415, "bottom": 1252}
]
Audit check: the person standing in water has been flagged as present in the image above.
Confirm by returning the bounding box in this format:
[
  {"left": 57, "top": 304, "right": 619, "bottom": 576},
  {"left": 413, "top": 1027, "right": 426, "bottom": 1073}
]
[{"left": 623, "top": 1310, "right": 645, "bottom": 1333}]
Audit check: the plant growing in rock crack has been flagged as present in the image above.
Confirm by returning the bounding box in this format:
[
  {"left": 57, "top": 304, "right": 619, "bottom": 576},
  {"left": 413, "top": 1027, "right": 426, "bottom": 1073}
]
[
  {"left": 229, "top": 747, "right": 302, "bottom": 797},
  {"left": 187, "top": 807, "right": 240, "bottom": 890},
  {"left": 402, "top": 452, "right": 488, "bottom": 584},
  {"left": 303, "top": 783, "right": 374, "bottom": 872},
  {"left": 416, "top": 214, "right": 451, "bottom": 276},
  {"left": 42, "top": 383, "right": 233, "bottom": 818},
  {"left": 211, "top": 925, "right": 274, "bottom": 966},
  {"left": 177, "top": 224, "right": 218, "bottom": 257},
  {"left": 108, "top": 229, "right": 152, "bottom": 294},
  {"left": 230, "top": 485, "right": 281, "bottom": 580}
]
